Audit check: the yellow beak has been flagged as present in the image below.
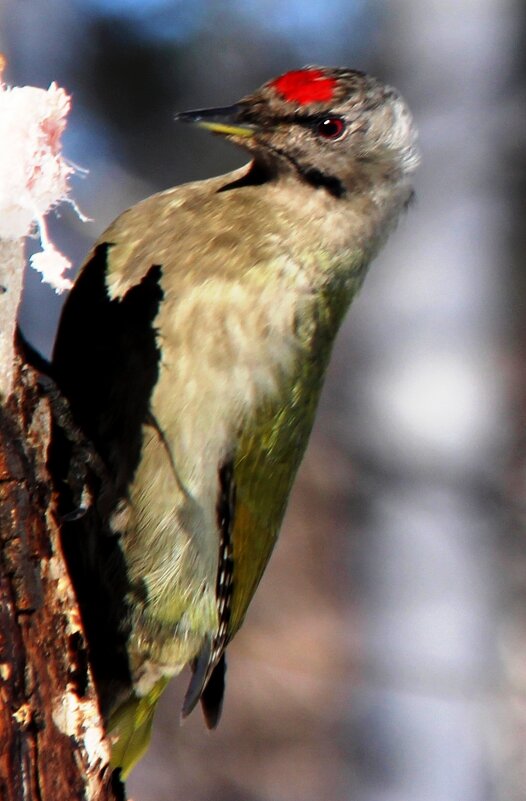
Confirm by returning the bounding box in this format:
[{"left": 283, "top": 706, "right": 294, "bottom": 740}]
[
  {"left": 195, "top": 120, "right": 255, "bottom": 138},
  {"left": 175, "top": 104, "right": 256, "bottom": 139}
]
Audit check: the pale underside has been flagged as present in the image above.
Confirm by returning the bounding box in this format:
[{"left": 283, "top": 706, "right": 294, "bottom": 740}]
[{"left": 99, "top": 163, "right": 396, "bottom": 694}]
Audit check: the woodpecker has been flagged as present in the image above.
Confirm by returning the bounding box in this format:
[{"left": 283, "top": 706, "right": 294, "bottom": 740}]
[{"left": 52, "top": 66, "right": 419, "bottom": 776}]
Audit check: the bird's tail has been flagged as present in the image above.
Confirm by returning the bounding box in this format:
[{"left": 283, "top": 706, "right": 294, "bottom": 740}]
[{"left": 108, "top": 676, "right": 170, "bottom": 779}]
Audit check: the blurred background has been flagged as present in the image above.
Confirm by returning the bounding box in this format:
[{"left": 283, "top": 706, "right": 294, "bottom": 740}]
[{"left": 2, "top": 1, "right": 526, "bottom": 799}]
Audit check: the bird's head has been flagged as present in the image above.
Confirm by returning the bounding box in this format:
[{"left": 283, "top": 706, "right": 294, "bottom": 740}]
[{"left": 176, "top": 66, "right": 419, "bottom": 197}]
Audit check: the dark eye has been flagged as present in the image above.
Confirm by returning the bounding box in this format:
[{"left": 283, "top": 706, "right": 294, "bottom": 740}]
[{"left": 315, "top": 117, "right": 346, "bottom": 140}]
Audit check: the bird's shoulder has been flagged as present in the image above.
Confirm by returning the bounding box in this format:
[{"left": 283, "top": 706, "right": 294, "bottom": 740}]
[{"left": 100, "top": 164, "right": 285, "bottom": 296}]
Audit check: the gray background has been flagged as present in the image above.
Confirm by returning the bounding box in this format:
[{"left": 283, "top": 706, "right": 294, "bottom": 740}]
[{"left": 2, "top": 2, "right": 525, "bottom": 799}]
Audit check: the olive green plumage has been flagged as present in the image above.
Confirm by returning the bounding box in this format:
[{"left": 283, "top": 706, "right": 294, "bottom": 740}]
[{"left": 52, "top": 66, "right": 418, "bottom": 776}]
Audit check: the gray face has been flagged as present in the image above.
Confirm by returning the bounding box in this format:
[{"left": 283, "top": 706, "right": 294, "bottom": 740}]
[{"left": 232, "top": 67, "right": 419, "bottom": 193}]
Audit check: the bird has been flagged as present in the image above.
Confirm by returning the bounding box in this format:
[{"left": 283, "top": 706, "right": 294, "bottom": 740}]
[{"left": 51, "top": 65, "right": 419, "bottom": 777}]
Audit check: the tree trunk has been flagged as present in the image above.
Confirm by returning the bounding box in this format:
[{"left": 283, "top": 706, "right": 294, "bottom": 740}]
[{"left": 0, "top": 355, "right": 121, "bottom": 801}]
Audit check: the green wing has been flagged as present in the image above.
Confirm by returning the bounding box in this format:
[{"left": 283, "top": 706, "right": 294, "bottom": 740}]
[{"left": 228, "top": 297, "right": 342, "bottom": 637}]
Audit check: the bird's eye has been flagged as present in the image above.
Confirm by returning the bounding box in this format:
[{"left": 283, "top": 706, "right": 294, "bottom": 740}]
[{"left": 315, "top": 117, "right": 346, "bottom": 140}]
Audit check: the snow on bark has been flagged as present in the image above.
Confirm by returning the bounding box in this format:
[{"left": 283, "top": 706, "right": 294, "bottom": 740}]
[{"left": 0, "top": 69, "right": 79, "bottom": 397}]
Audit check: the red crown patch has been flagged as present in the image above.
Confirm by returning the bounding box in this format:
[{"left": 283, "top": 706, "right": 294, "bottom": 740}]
[{"left": 270, "top": 69, "right": 337, "bottom": 105}]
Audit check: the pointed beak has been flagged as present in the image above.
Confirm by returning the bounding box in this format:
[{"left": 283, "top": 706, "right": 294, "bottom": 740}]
[{"left": 174, "top": 104, "right": 256, "bottom": 139}]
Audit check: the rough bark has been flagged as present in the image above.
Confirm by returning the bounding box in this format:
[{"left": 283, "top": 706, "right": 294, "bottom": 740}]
[{"left": 0, "top": 356, "right": 121, "bottom": 801}]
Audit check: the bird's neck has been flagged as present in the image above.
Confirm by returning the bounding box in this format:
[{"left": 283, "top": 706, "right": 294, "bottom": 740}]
[{"left": 257, "top": 163, "right": 413, "bottom": 285}]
